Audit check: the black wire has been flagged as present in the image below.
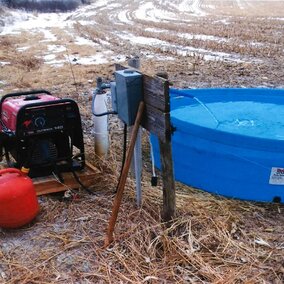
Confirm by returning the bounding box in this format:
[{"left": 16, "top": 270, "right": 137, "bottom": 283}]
[
  {"left": 92, "top": 90, "right": 117, "bottom": 117},
  {"left": 72, "top": 170, "right": 96, "bottom": 195},
  {"left": 68, "top": 130, "right": 94, "bottom": 195},
  {"left": 93, "top": 111, "right": 117, "bottom": 117},
  {"left": 114, "top": 123, "right": 127, "bottom": 193},
  {"left": 4, "top": 148, "right": 12, "bottom": 167}
]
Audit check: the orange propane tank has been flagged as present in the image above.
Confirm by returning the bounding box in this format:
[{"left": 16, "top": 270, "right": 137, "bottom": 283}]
[{"left": 0, "top": 168, "right": 39, "bottom": 229}]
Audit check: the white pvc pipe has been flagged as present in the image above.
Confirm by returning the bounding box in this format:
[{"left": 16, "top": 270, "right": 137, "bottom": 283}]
[
  {"left": 128, "top": 56, "right": 143, "bottom": 207},
  {"left": 93, "top": 92, "right": 109, "bottom": 157},
  {"left": 134, "top": 128, "right": 142, "bottom": 207}
]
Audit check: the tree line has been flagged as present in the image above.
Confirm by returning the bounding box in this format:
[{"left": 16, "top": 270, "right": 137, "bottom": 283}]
[{"left": 1, "top": 0, "right": 91, "bottom": 12}]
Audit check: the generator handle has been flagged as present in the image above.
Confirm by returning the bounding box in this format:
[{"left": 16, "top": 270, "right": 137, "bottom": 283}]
[
  {"left": 16, "top": 98, "right": 78, "bottom": 112},
  {"left": 0, "top": 90, "right": 52, "bottom": 114},
  {"left": 1, "top": 89, "right": 52, "bottom": 103}
]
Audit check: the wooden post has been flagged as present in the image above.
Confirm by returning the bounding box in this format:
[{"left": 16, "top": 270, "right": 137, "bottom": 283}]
[
  {"left": 155, "top": 72, "right": 175, "bottom": 223},
  {"left": 159, "top": 139, "right": 176, "bottom": 222},
  {"left": 127, "top": 56, "right": 140, "bottom": 70}
]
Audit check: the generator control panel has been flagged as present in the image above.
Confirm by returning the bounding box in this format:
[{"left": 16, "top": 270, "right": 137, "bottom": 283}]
[{"left": 17, "top": 103, "right": 72, "bottom": 137}]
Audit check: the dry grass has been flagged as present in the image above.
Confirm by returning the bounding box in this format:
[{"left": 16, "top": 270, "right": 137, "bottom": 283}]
[{"left": 1, "top": 160, "right": 283, "bottom": 283}]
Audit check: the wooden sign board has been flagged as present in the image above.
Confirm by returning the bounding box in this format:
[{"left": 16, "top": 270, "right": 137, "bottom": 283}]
[{"left": 115, "top": 64, "right": 171, "bottom": 142}]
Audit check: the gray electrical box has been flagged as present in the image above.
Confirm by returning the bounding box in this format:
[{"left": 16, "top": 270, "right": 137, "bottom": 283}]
[{"left": 115, "top": 69, "right": 143, "bottom": 126}]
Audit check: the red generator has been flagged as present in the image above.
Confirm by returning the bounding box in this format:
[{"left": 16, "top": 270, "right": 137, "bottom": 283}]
[{"left": 0, "top": 90, "right": 85, "bottom": 177}]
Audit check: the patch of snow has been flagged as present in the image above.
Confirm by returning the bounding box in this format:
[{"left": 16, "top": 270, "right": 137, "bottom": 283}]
[
  {"left": 117, "top": 33, "right": 168, "bottom": 46},
  {"left": 236, "top": 0, "right": 245, "bottom": 10},
  {"left": 117, "top": 11, "right": 133, "bottom": 24},
  {"left": 107, "top": 3, "right": 121, "bottom": 9},
  {"left": 0, "top": 62, "right": 10, "bottom": 66},
  {"left": 71, "top": 0, "right": 110, "bottom": 19},
  {"left": 144, "top": 53, "right": 175, "bottom": 61},
  {"left": 145, "top": 27, "right": 168, "bottom": 33},
  {"left": 178, "top": 0, "right": 191, "bottom": 11},
  {"left": 206, "top": 5, "right": 216, "bottom": 10},
  {"left": 74, "top": 36, "right": 99, "bottom": 47},
  {"left": 178, "top": 33, "right": 228, "bottom": 42},
  {"left": 76, "top": 20, "right": 97, "bottom": 26},
  {"left": 47, "top": 45, "right": 67, "bottom": 53},
  {"left": 191, "top": 0, "right": 207, "bottom": 16},
  {"left": 135, "top": 2, "right": 176, "bottom": 23},
  {"left": 214, "top": 19, "right": 231, "bottom": 25},
  {"left": 74, "top": 54, "right": 108, "bottom": 65},
  {"left": 268, "top": 17, "right": 284, "bottom": 21},
  {"left": 72, "top": 11, "right": 98, "bottom": 19},
  {"left": 135, "top": 2, "right": 158, "bottom": 22},
  {"left": 17, "top": 46, "right": 30, "bottom": 52},
  {"left": 174, "top": 45, "right": 261, "bottom": 63},
  {"left": 41, "top": 30, "right": 57, "bottom": 42},
  {"left": 178, "top": 0, "right": 207, "bottom": 16},
  {"left": 0, "top": 11, "right": 71, "bottom": 36},
  {"left": 67, "top": 51, "right": 125, "bottom": 66},
  {"left": 89, "top": 0, "right": 110, "bottom": 8},
  {"left": 249, "top": 42, "right": 264, "bottom": 47},
  {"left": 43, "top": 54, "right": 56, "bottom": 62},
  {"left": 116, "top": 31, "right": 259, "bottom": 64},
  {"left": 98, "top": 39, "right": 111, "bottom": 46},
  {"left": 46, "top": 59, "right": 65, "bottom": 68}
]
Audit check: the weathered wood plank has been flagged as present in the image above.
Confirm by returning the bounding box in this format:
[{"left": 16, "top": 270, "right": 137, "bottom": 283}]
[
  {"left": 141, "top": 104, "right": 171, "bottom": 142},
  {"left": 143, "top": 75, "right": 169, "bottom": 112}
]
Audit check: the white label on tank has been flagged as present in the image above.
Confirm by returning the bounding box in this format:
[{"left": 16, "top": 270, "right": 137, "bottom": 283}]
[{"left": 269, "top": 167, "right": 284, "bottom": 185}]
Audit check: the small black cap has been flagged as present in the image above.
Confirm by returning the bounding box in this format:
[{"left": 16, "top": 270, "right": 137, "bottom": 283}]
[{"left": 151, "top": 176, "right": 158, "bottom": 187}]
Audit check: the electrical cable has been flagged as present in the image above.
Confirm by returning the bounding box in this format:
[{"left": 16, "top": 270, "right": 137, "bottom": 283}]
[
  {"left": 114, "top": 123, "right": 127, "bottom": 193},
  {"left": 71, "top": 169, "right": 96, "bottom": 195},
  {"left": 92, "top": 90, "right": 117, "bottom": 117},
  {"left": 4, "top": 149, "right": 12, "bottom": 167},
  {"left": 69, "top": 132, "right": 94, "bottom": 195}
]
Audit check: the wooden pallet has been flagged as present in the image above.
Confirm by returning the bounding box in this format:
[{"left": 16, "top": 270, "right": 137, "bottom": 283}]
[
  {"left": 0, "top": 162, "right": 98, "bottom": 195},
  {"left": 32, "top": 162, "right": 99, "bottom": 196}
]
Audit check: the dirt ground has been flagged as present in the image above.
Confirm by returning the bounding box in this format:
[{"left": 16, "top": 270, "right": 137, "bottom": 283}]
[{"left": 0, "top": 1, "right": 284, "bottom": 283}]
